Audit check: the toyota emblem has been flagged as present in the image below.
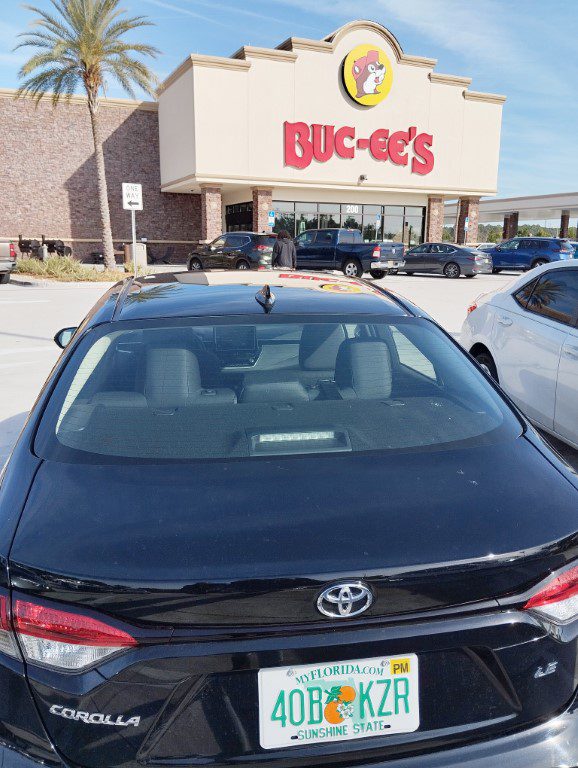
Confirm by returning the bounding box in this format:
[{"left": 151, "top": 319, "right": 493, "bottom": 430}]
[{"left": 317, "top": 582, "right": 373, "bottom": 618}]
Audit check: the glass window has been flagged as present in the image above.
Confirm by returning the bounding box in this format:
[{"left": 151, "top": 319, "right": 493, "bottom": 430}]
[
  {"left": 513, "top": 278, "right": 539, "bottom": 309},
  {"left": 254, "top": 235, "right": 278, "bottom": 248},
  {"left": 525, "top": 270, "right": 578, "bottom": 326},
  {"left": 362, "top": 219, "right": 378, "bottom": 242},
  {"left": 225, "top": 234, "right": 249, "bottom": 248},
  {"left": 385, "top": 206, "right": 405, "bottom": 217},
  {"left": 319, "top": 204, "right": 340, "bottom": 214},
  {"left": 295, "top": 230, "right": 317, "bottom": 246},
  {"left": 296, "top": 212, "right": 318, "bottom": 234},
  {"left": 404, "top": 206, "right": 424, "bottom": 216},
  {"left": 390, "top": 327, "right": 436, "bottom": 379},
  {"left": 363, "top": 205, "right": 382, "bottom": 215},
  {"left": 36, "top": 316, "right": 520, "bottom": 462},
  {"left": 404, "top": 213, "right": 425, "bottom": 246},
  {"left": 383, "top": 214, "right": 404, "bottom": 242},
  {"left": 316, "top": 230, "right": 336, "bottom": 245},
  {"left": 339, "top": 230, "right": 360, "bottom": 244},
  {"left": 342, "top": 215, "right": 362, "bottom": 231},
  {"left": 273, "top": 213, "right": 296, "bottom": 237},
  {"left": 498, "top": 239, "right": 519, "bottom": 251},
  {"left": 319, "top": 213, "right": 340, "bottom": 229},
  {"left": 273, "top": 201, "right": 295, "bottom": 213},
  {"left": 211, "top": 236, "right": 226, "bottom": 248},
  {"left": 341, "top": 204, "right": 362, "bottom": 215},
  {"left": 296, "top": 202, "right": 318, "bottom": 213}
]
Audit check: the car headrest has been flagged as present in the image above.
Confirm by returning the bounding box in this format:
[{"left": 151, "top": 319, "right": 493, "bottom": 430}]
[
  {"left": 145, "top": 347, "right": 202, "bottom": 408},
  {"left": 240, "top": 381, "right": 310, "bottom": 404},
  {"left": 299, "top": 324, "right": 346, "bottom": 371},
  {"left": 335, "top": 339, "right": 393, "bottom": 399}
]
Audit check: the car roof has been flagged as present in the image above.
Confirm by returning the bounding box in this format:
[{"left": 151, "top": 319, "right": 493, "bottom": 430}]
[
  {"left": 511, "top": 236, "right": 567, "bottom": 241},
  {"left": 88, "top": 270, "right": 415, "bottom": 326},
  {"left": 223, "top": 232, "right": 276, "bottom": 237}
]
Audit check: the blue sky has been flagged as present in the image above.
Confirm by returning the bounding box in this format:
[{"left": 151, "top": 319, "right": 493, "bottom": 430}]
[{"left": 1, "top": 0, "right": 577, "bottom": 198}]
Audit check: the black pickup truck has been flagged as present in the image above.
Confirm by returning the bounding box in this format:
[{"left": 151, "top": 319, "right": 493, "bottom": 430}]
[{"left": 294, "top": 228, "right": 405, "bottom": 278}]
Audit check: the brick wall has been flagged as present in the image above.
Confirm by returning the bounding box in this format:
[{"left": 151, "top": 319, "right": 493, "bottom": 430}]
[{"left": 0, "top": 93, "right": 200, "bottom": 263}]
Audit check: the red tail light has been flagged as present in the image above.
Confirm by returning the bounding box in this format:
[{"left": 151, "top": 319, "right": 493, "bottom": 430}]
[
  {"left": 0, "top": 596, "right": 19, "bottom": 658},
  {"left": 14, "top": 601, "right": 136, "bottom": 647},
  {"left": 372, "top": 246, "right": 381, "bottom": 258},
  {"left": 524, "top": 565, "right": 578, "bottom": 623},
  {"left": 255, "top": 245, "right": 268, "bottom": 252},
  {"left": 9, "top": 243, "right": 16, "bottom": 259},
  {"left": 11, "top": 599, "right": 136, "bottom": 670},
  {"left": 467, "top": 303, "right": 478, "bottom": 314}
]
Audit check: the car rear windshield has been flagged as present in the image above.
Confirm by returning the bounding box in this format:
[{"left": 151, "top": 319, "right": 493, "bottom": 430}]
[
  {"left": 35, "top": 316, "right": 520, "bottom": 463},
  {"left": 254, "top": 235, "right": 277, "bottom": 247}
]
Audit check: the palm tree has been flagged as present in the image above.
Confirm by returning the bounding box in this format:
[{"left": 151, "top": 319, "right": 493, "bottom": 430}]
[{"left": 16, "top": 0, "right": 159, "bottom": 270}]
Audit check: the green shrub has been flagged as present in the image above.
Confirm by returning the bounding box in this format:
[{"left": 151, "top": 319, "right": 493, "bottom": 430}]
[{"left": 15, "top": 255, "right": 130, "bottom": 282}]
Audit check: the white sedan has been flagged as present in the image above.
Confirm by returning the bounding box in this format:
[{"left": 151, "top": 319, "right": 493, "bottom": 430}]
[{"left": 461, "top": 261, "right": 578, "bottom": 449}]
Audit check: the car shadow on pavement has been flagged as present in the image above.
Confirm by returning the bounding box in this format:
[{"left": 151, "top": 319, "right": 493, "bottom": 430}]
[{"left": 0, "top": 412, "right": 29, "bottom": 466}]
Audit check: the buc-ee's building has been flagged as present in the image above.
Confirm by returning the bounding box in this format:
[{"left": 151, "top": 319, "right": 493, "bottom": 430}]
[{"left": 0, "top": 19, "right": 505, "bottom": 262}]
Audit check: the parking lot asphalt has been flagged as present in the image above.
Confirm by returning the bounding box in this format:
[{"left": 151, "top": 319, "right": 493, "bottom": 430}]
[{"left": 1, "top": 270, "right": 577, "bottom": 472}]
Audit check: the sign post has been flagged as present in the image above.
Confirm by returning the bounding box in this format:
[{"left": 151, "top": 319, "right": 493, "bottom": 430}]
[
  {"left": 122, "top": 183, "right": 143, "bottom": 275},
  {"left": 267, "top": 210, "right": 275, "bottom": 230}
]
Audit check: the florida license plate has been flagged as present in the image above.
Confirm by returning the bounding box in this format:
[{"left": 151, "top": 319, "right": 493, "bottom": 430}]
[{"left": 258, "top": 654, "right": 419, "bottom": 749}]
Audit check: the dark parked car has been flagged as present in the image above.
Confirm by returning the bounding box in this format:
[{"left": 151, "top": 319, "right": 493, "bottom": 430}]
[
  {"left": 403, "top": 242, "right": 492, "bottom": 278},
  {"left": 1, "top": 270, "right": 578, "bottom": 768},
  {"left": 187, "top": 232, "right": 277, "bottom": 271},
  {"left": 295, "top": 228, "right": 405, "bottom": 278},
  {"left": 485, "top": 236, "right": 574, "bottom": 272}
]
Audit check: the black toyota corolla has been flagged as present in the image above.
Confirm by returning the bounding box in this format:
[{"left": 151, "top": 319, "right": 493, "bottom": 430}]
[{"left": 1, "top": 270, "right": 578, "bottom": 768}]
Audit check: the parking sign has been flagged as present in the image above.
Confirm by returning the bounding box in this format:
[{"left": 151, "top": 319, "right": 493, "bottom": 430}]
[{"left": 122, "top": 183, "right": 143, "bottom": 211}]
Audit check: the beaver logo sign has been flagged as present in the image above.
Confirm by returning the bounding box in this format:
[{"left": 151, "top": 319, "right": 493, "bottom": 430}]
[{"left": 343, "top": 44, "right": 393, "bottom": 107}]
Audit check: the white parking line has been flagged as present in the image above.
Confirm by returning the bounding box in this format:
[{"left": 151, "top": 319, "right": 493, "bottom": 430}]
[
  {"left": 0, "top": 361, "right": 35, "bottom": 369},
  {"left": 0, "top": 346, "right": 54, "bottom": 355},
  {"left": 0, "top": 300, "right": 50, "bottom": 305}
]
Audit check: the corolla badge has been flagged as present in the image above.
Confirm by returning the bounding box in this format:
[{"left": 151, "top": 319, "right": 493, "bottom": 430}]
[{"left": 317, "top": 582, "right": 373, "bottom": 618}]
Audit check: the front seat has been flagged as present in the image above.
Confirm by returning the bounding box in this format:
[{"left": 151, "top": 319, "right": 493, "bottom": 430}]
[
  {"left": 335, "top": 339, "right": 393, "bottom": 399},
  {"left": 145, "top": 347, "right": 236, "bottom": 408},
  {"left": 242, "top": 323, "right": 346, "bottom": 388},
  {"left": 299, "top": 324, "right": 346, "bottom": 383}
]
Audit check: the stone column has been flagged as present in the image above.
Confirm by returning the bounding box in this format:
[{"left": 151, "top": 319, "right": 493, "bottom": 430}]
[
  {"left": 200, "top": 185, "right": 222, "bottom": 242},
  {"left": 560, "top": 210, "right": 570, "bottom": 238},
  {"left": 426, "top": 196, "right": 444, "bottom": 242},
  {"left": 456, "top": 197, "right": 480, "bottom": 244},
  {"left": 507, "top": 211, "right": 519, "bottom": 239},
  {"left": 252, "top": 187, "right": 273, "bottom": 233}
]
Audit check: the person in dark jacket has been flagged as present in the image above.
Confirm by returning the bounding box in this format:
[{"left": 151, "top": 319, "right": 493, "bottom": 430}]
[{"left": 272, "top": 230, "right": 297, "bottom": 269}]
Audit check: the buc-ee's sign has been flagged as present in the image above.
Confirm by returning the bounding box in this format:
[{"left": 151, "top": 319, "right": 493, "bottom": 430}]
[
  {"left": 284, "top": 122, "right": 434, "bottom": 175},
  {"left": 283, "top": 43, "right": 435, "bottom": 175}
]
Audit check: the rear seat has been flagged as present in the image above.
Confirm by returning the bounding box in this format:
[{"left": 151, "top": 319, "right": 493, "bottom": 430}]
[{"left": 239, "top": 381, "right": 310, "bottom": 404}]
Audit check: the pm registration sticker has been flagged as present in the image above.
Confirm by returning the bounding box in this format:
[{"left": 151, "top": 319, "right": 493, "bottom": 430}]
[{"left": 258, "top": 654, "right": 419, "bottom": 749}]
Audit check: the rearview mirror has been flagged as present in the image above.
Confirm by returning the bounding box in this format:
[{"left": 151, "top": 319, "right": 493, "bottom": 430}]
[{"left": 54, "top": 327, "right": 77, "bottom": 349}]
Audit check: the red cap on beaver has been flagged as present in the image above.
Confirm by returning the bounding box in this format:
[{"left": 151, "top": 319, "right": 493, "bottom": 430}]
[{"left": 352, "top": 49, "right": 380, "bottom": 80}]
